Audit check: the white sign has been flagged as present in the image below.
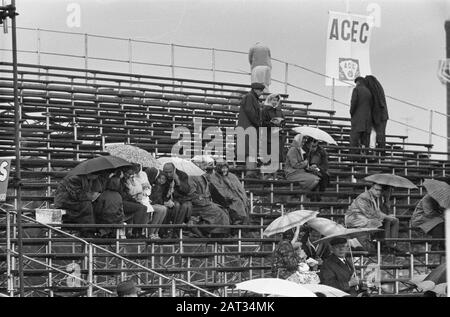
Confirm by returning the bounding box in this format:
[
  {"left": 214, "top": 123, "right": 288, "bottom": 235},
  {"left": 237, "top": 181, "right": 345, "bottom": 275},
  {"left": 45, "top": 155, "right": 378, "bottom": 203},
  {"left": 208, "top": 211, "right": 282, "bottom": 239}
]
[{"left": 325, "top": 11, "right": 374, "bottom": 86}]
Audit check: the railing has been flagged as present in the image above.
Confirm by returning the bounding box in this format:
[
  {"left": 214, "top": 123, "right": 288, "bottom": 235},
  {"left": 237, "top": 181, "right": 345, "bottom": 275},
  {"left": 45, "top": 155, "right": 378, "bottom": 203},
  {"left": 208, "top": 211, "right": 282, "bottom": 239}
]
[
  {"left": 1, "top": 26, "right": 448, "bottom": 147},
  {"left": 0, "top": 207, "right": 219, "bottom": 297}
]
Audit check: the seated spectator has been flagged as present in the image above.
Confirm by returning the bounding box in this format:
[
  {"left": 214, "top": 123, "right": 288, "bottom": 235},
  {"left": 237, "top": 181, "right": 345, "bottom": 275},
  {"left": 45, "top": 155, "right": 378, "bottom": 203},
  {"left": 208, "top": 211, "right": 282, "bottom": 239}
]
[
  {"left": 345, "top": 183, "right": 400, "bottom": 252},
  {"left": 300, "top": 226, "right": 331, "bottom": 264},
  {"left": 319, "top": 237, "right": 359, "bottom": 296},
  {"left": 190, "top": 157, "right": 230, "bottom": 238},
  {"left": 284, "top": 134, "right": 320, "bottom": 192},
  {"left": 303, "top": 137, "right": 330, "bottom": 202},
  {"left": 209, "top": 161, "right": 250, "bottom": 225},
  {"left": 261, "top": 93, "right": 286, "bottom": 175},
  {"left": 411, "top": 194, "right": 445, "bottom": 249},
  {"left": 116, "top": 279, "right": 140, "bottom": 297},
  {"left": 54, "top": 174, "right": 102, "bottom": 238},
  {"left": 119, "top": 167, "right": 148, "bottom": 238},
  {"left": 271, "top": 230, "right": 320, "bottom": 284},
  {"left": 93, "top": 176, "right": 125, "bottom": 238},
  {"left": 143, "top": 167, "right": 168, "bottom": 239},
  {"left": 160, "top": 163, "right": 195, "bottom": 238}
]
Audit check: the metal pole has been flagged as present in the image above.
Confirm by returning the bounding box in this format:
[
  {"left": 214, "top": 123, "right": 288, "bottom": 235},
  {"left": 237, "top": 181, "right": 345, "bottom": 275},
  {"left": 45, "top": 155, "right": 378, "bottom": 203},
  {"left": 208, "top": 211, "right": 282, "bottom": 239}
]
[
  {"left": 10, "top": 0, "right": 23, "bottom": 297},
  {"left": 446, "top": 208, "right": 450, "bottom": 298},
  {"left": 36, "top": 28, "right": 41, "bottom": 68},
  {"left": 6, "top": 209, "right": 12, "bottom": 296},
  {"left": 128, "top": 38, "right": 132, "bottom": 74},
  {"left": 284, "top": 62, "right": 288, "bottom": 95},
  {"left": 212, "top": 48, "right": 216, "bottom": 83},
  {"left": 171, "top": 278, "right": 176, "bottom": 297},
  {"left": 331, "top": 78, "right": 335, "bottom": 112},
  {"left": 429, "top": 110, "right": 433, "bottom": 145},
  {"left": 87, "top": 243, "right": 93, "bottom": 297},
  {"left": 170, "top": 43, "right": 175, "bottom": 78},
  {"left": 84, "top": 33, "right": 88, "bottom": 84}
]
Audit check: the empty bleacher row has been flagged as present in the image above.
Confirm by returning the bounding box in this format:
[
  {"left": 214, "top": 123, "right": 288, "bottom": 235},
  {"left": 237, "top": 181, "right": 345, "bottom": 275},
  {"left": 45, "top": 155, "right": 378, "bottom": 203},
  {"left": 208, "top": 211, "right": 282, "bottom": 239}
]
[{"left": 0, "top": 62, "right": 447, "bottom": 296}]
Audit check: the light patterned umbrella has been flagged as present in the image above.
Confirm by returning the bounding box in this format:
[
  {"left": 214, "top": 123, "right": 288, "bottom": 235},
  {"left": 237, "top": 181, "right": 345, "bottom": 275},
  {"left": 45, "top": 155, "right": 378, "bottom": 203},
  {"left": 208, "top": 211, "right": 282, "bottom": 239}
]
[
  {"left": 105, "top": 144, "right": 161, "bottom": 169},
  {"left": 423, "top": 179, "right": 450, "bottom": 209},
  {"left": 365, "top": 174, "right": 417, "bottom": 189},
  {"left": 291, "top": 126, "right": 337, "bottom": 145},
  {"left": 157, "top": 156, "right": 204, "bottom": 176},
  {"left": 307, "top": 217, "right": 345, "bottom": 236},
  {"left": 313, "top": 228, "right": 383, "bottom": 245},
  {"left": 263, "top": 210, "right": 319, "bottom": 237},
  {"left": 235, "top": 278, "right": 317, "bottom": 297}
]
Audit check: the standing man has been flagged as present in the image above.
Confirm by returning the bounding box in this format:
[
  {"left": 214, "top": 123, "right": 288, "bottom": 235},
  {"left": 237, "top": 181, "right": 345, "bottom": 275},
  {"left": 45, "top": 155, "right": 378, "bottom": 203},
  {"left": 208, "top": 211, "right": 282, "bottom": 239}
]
[
  {"left": 319, "top": 237, "right": 359, "bottom": 296},
  {"left": 248, "top": 42, "right": 272, "bottom": 92},
  {"left": 365, "top": 75, "right": 389, "bottom": 150},
  {"left": 350, "top": 77, "right": 373, "bottom": 154},
  {"left": 237, "top": 82, "right": 265, "bottom": 178}
]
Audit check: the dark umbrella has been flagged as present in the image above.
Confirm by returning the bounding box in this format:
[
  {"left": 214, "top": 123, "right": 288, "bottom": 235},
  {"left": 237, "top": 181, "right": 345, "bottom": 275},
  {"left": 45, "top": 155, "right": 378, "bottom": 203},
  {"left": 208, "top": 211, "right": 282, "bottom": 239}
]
[
  {"left": 424, "top": 263, "right": 446, "bottom": 284},
  {"left": 423, "top": 179, "right": 450, "bottom": 209},
  {"left": 67, "top": 155, "right": 132, "bottom": 176}
]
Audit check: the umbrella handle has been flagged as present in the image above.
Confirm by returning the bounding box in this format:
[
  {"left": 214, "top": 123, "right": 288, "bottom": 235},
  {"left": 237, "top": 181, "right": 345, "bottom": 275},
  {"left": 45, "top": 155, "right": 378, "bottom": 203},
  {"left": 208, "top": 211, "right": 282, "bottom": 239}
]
[
  {"left": 291, "top": 225, "right": 300, "bottom": 245},
  {"left": 347, "top": 240, "right": 359, "bottom": 290}
]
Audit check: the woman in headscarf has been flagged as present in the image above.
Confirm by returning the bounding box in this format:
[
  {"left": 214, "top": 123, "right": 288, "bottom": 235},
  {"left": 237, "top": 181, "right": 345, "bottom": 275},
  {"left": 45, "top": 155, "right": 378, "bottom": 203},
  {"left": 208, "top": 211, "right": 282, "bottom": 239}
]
[
  {"left": 284, "top": 133, "right": 320, "bottom": 191},
  {"left": 209, "top": 161, "right": 250, "bottom": 225},
  {"left": 261, "top": 93, "right": 287, "bottom": 171}
]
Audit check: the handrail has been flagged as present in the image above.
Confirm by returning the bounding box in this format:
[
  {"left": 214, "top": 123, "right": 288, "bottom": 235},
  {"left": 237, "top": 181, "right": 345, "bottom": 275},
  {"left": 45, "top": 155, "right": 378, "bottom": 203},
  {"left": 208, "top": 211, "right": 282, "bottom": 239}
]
[
  {"left": 0, "top": 207, "right": 219, "bottom": 297},
  {"left": 1, "top": 61, "right": 447, "bottom": 141},
  {"left": 5, "top": 26, "right": 442, "bottom": 115}
]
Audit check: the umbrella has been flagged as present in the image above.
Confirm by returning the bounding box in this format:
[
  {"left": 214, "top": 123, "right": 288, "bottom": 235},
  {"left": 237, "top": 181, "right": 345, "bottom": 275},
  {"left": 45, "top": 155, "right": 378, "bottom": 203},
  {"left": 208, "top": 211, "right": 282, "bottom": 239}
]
[
  {"left": 313, "top": 228, "right": 383, "bottom": 245},
  {"left": 234, "top": 278, "right": 317, "bottom": 297},
  {"left": 423, "top": 179, "right": 450, "bottom": 209},
  {"left": 364, "top": 174, "right": 417, "bottom": 189},
  {"left": 157, "top": 157, "right": 205, "bottom": 176},
  {"left": 105, "top": 144, "right": 161, "bottom": 169},
  {"left": 302, "top": 284, "right": 349, "bottom": 297},
  {"left": 67, "top": 155, "right": 132, "bottom": 176},
  {"left": 263, "top": 210, "right": 319, "bottom": 237},
  {"left": 291, "top": 126, "right": 337, "bottom": 145},
  {"left": 307, "top": 217, "right": 345, "bottom": 236},
  {"left": 424, "top": 263, "right": 446, "bottom": 284}
]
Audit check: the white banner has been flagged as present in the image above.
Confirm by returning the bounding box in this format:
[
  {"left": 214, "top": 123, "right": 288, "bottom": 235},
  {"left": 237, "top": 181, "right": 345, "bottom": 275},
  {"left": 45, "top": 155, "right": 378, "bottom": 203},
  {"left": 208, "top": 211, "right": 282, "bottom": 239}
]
[{"left": 325, "top": 11, "right": 374, "bottom": 86}]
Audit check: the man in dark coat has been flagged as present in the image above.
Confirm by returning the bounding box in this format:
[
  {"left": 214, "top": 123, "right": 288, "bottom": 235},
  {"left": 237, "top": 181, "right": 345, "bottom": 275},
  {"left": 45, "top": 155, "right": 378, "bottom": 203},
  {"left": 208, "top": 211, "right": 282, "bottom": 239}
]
[
  {"left": 365, "top": 75, "right": 389, "bottom": 150},
  {"left": 237, "top": 82, "right": 265, "bottom": 178},
  {"left": 350, "top": 77, "right": 373, "bottom": 153},
  {"left": 303, "top": 137, "right": 330, "bottom": 202},
  {"left": 160, "top": 163, "right": 195, "bottom": 238},
  {"left": 54, "top": 174, "right": 101, "bottom": 237},
  {"left": 319, "top": 238, "right": 359, "bottom": 296}
]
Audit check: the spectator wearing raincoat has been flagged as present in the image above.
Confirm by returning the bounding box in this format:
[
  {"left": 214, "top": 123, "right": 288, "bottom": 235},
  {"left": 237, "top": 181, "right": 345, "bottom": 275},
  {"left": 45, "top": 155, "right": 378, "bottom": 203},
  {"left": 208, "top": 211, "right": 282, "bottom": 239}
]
[
  {"left": 190, "top": 157, "right": 230, "bottom": 237},
  {"left": 209, "top": 161, "right": 250, "bottom": 225},
  {"left": 411, "top": 194, "right": 445, "bottom": 239}
]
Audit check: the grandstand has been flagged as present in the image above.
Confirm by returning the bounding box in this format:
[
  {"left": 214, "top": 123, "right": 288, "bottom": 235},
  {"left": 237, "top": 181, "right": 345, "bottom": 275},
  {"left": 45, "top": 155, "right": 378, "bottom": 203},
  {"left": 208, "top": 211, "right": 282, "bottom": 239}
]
[{"left": 0, "top": 60, "right": 447, "bottom": 297}]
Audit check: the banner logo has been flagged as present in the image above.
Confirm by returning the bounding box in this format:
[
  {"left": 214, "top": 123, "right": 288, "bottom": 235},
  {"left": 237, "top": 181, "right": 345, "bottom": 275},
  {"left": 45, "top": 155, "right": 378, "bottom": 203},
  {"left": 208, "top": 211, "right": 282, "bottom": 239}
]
[{"left": 339, "top": 58, "right": 360, "bottom": 81}]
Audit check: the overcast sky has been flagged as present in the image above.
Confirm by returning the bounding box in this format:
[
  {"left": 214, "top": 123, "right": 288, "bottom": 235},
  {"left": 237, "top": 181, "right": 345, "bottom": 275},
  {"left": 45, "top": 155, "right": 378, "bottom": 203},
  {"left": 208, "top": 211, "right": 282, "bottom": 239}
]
[{"left": 2, "top": 0, "right": 450, "bottom": 154}]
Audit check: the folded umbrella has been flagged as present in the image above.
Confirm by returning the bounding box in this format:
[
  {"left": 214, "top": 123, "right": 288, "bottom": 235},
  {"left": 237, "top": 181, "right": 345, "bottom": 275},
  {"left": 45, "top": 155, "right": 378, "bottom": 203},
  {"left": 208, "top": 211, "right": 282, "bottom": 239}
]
[
  {"left": 423, "top": 179, "right": 450, "bottom": 209},
  {"left": 263, "top": 210, "right": 319, "bottom": 237},
  {"left": 157, "top": 156, "right": 205, "bottom": 176},
  {"left": 234, "top": 278, "right": 317, "bottom": 297},
  {"left": 364, "top": 174, "right": 417, "bottom": 189},
  {"left": 105, "top": 144, "right": 161, "bottom": 169},
  {"left": 291, "top": 126, "right": 337, "bottom": 145},
  {"left": 67, "top": 155, "right": 132, "bottom": 176}
]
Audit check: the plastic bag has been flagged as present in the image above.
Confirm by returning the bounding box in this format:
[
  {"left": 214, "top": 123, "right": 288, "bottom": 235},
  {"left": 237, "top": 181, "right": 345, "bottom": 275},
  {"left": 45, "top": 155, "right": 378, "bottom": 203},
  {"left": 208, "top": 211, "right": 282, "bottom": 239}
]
[{"left": 369, "top": 128, "right": 377, "bottom": 148}]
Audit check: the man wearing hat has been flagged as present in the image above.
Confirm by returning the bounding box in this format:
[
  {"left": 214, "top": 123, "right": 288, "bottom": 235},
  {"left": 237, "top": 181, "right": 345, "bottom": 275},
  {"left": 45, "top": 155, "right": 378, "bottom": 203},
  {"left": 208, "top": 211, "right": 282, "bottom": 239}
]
[
  {"left": 116, "top": 279, "right": 140, "bottom": 297},
  {"left": 237, "top": 82, "right": 265, "bottom": 178},
  {"left": 319, "top": 237, "right": 359, "bottom": 296},
  {"left": 349, "top": 76, "right": 373, "bottom": 155}
]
